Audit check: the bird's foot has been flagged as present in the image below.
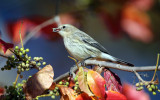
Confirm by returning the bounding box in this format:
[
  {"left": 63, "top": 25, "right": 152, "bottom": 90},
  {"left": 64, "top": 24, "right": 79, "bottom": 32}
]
[{"left": 69, "top": 66, "right": 76, "bottom": 78}]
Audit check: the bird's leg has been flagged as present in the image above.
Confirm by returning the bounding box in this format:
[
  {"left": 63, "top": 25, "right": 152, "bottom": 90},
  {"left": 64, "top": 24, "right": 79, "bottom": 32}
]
[{"left": 80, "top": 55, "right": 96, "bottom": 67}]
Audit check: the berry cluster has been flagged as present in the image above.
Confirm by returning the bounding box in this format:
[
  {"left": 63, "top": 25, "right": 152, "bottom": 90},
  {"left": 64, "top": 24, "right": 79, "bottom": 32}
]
[
  {"left": 49, "top": 87, "right": 60, "bottom": 99},
  {"left": 35, "top": 87, "right": 60, "bottom": 100},
  {"left": 147, "top": 84, "right": 160, "bottom": 95},
  {"left": 58, "top": 80, "right": 69, "bottom": 87},
  {"left": 4, "top": 80, "right": 26, "bottom": 100},
  {"left": 73, "top": 75, "right": 79, "bottom": 91},
  {"left": 1, "top": 46, "right": 46, "bottom": 74},
  {"left": 136, "top": 82, "right": 160, "bottom": 95}
]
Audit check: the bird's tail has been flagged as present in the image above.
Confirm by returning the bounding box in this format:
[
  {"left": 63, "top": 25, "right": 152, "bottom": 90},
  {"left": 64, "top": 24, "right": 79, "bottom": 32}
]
[{"left": 99, "top": 53, "right": 134, "bottom": 67}]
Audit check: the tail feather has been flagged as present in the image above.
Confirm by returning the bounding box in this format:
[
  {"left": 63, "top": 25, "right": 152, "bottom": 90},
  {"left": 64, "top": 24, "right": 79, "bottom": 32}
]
[
  {"left": 99, "top": 53, "right": 134, "bottom": 67},
  {"left": 115, "top": 59, "right": 134, "bottom": 67}
]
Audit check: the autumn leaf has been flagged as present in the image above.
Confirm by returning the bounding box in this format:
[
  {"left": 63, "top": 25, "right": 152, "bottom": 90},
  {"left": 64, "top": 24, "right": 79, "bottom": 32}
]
[
  {"left": 131, "top": 0, "right": 154, "bottom": 11},
  {"left": 0, "top": 39, "right": 14, "bottom": 54},
  {"left": 87, "top": 70, "right": 106, "bottom": 99},
  {"left": 75, "top": 93, "right": 93, "bottom": 100},
  {"left": 49, "top": 82, "right": 56, "bottom": 90},
  {"left": 98, "top": 11, "right": 121, "bottom": 37},
  {"left": 23, "top": 65, "right": 54, "bottom": 100},
  {"left": 121, "top": 4, "right": 153, "bottom": 43},
  {"left": 0, "top": 87, "right": 4, "bottom": 96},
  {"left": 58, "top": 85, "right": 76, "bottom": 100},
  {"left": 122, "top": 83, "right": 150, "bottom": 100},
  {"left": 104, "top": 69, "right": 122, "bottom": 93},
  {"left": 106, "top": 90, "right": 127, "bottom": 100},
  {"left": 7, "top": 19, "right": 34, "bottom": 44},
  {"left": 78, "top": 67, "right": 94, "bottom": 96}
]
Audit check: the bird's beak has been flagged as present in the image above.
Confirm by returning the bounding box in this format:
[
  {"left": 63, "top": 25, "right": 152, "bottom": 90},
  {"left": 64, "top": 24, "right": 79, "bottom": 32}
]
[{"left": 53, "top": 28, "right": 61, "bottom": 32}]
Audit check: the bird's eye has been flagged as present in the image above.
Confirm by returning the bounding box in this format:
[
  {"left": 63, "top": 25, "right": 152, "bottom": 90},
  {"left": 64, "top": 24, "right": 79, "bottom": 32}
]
[{"left": 62, "top": 26, "right": 66, "bottom": 29}]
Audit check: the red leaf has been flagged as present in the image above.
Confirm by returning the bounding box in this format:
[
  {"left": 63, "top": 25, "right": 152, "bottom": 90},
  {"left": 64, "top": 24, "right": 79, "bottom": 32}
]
[
  {"left": 0, "top": 39, "right": 14, "bottom": 54},
  {"left": 7, "top": 19, "right": 35, "bottom": 44},
  {"left": 131, "top": 0, "right": 154, "bottom": 11},
  {"left": 98, "top": 11, "right": 121, "bottom": 37},
  {"left": 104, "top": 69, "right": 122, "bottom": 93},
  {"left": 106, "top": 90, "right": 127, "bottom": 100},
  {"left": 87, "top": 70, "right": 106, "bottom": 99},
  {"left": 0, "top": 87, "right": 4, "bottom": 96},
  {"left": 122, "top": 83, "right": 150, "bottom": 100}
]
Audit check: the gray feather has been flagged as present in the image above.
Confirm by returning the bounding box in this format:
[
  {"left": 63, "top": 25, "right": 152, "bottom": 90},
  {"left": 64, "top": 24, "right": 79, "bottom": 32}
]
[{"left": 74, "top": 31, "right": 109, "bottom": 54}]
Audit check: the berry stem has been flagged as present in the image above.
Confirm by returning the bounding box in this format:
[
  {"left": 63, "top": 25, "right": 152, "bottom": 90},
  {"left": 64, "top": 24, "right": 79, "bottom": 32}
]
[
  {"left": 14, "top": 74, "right": 20, "bottom": 87},
  {"left": 0, "top": 54, "right": 9, "bottom": 58},
  {"left": 151, "top": 53, "right": 160, "bottom": 82},
  {"left": 19, "top": 20, "right": 24, "bottom": 48}
]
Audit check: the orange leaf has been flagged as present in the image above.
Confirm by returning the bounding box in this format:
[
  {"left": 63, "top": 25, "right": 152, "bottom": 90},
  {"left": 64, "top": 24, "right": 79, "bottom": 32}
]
[
  {"left": 58, "top": 85, "right": 76, "bottom": 100},
  {"left": 122, "top": 83, "right": 150, "bottom": 100},
  {"left": 49, "top": 82, "right": 56, "bottom": 90},
  {"left": 75, "top": 93, "right": 93, "bottom": 100},
  {"left": 106, "top": 90, "right": 127, "bottom": 100},
  {"left": 23, "top": 65, "right": 54, "bottom": 99},
  {"left": 78, "top": 67, "right": 94, "bottom": 96},
  {"left": 87, "top": 70, "right": 106, "bottom": 99}
]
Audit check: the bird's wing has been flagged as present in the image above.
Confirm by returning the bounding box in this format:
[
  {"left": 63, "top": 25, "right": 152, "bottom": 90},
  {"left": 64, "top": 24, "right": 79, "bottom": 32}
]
[{"left": 75, "top": 31, "right": 109, "bottom": 54}]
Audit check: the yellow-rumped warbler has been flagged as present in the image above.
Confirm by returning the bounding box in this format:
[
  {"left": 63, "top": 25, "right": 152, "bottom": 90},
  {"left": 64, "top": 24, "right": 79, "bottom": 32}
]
[{"left": 53, "top": 24, "right": 133, "bottom": 66}]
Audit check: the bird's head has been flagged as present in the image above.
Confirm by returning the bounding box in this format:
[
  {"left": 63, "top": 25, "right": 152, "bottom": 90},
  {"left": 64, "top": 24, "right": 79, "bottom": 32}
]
[{"left": 53, "top": 24, "right": 78, "bottom": 37}]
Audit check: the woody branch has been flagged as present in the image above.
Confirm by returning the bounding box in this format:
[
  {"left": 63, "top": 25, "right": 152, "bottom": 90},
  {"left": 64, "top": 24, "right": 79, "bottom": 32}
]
[{"left": 53, "top": 59, "right": 159, "bottom": 83}]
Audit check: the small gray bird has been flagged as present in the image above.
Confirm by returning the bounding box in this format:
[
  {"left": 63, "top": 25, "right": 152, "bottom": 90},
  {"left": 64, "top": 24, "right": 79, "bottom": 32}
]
[{"left": 53, "top": 24, "right": 134, "bottom": 66}]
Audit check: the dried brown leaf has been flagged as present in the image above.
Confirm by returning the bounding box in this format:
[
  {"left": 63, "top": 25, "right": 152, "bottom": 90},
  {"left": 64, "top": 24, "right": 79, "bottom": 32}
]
[{"left": 23, "top": 65, "right": 54, "bottom": 100}]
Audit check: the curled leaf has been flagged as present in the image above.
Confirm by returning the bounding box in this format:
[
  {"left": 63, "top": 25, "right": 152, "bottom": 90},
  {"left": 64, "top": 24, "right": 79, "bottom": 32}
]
[
  {"left": 78, "top": 67, "right": 94, "bottom": 96},
  {"left": 87, "top": 70, "right": 106, "bottom": 99},
  {"left": 23, "top": 65, "right": 54, "bottom": 100}
]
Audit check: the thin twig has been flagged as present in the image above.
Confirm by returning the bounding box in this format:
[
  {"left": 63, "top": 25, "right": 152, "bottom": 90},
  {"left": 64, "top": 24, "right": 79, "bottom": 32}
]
[{"left": 133, "top": 70, "right": 144, "bottom": 82}]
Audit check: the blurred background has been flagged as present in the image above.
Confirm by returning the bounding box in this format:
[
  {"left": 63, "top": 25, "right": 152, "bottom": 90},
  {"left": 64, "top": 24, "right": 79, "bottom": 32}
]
[{"left": 0, "top": 0, "right": 160, "bottom": 99}]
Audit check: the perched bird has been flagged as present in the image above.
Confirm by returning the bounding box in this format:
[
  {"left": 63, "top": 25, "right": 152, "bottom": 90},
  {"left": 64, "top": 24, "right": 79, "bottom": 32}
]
[{"left": 53, "top": 24, "right": 134, "bottom": 66}]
